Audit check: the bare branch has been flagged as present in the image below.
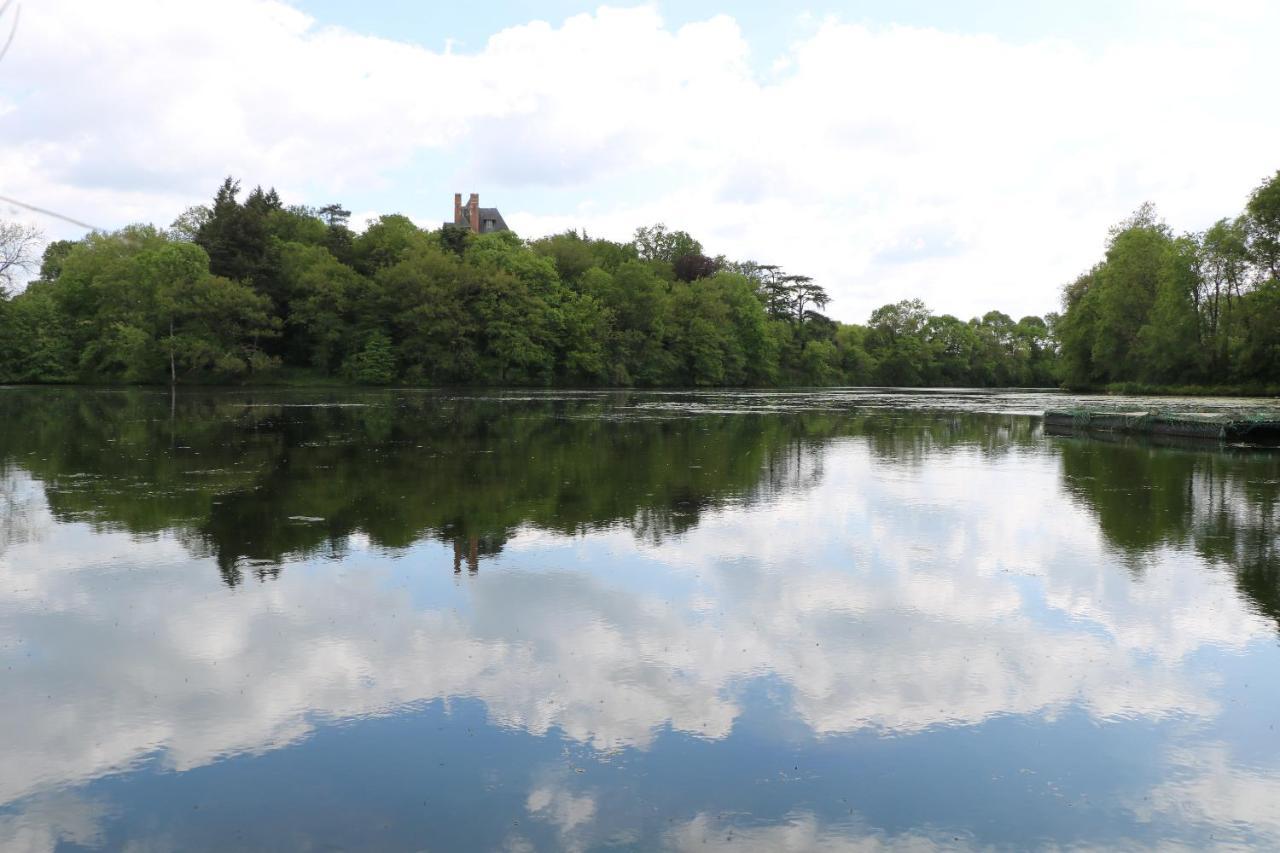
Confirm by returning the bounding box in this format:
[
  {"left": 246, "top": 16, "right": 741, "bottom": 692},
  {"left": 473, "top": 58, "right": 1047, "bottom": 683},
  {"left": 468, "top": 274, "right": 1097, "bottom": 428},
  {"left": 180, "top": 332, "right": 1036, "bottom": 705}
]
[{"left": 0, "top": 218, "right": 43, "bottom": 292}]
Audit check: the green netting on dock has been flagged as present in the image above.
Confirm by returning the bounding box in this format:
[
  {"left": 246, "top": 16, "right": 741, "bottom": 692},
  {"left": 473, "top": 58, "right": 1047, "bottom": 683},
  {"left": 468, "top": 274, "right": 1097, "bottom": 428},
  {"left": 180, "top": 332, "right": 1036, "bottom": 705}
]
[{"left": 1044, "top": 409, "right": 1280, "bottom": 444}]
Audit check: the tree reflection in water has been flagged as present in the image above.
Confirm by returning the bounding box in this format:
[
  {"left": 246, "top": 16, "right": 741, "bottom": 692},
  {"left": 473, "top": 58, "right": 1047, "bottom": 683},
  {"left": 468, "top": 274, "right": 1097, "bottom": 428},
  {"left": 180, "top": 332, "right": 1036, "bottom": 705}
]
[
  {"left": 1057, "top": 434, "right": 1280, "bottom": 628},
  {"left": 3, "top": 388, "right": 1280, "bottom": 848},
  {"left": 0, "top": 388, "right": 842, "bottom": 583}
]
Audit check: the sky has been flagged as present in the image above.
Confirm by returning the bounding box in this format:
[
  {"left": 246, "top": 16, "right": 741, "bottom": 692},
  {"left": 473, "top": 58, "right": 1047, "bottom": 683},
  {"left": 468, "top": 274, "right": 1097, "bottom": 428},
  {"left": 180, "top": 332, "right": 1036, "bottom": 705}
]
[{"left": 1, "top": 0, "right": 1277, "bottom": 322}]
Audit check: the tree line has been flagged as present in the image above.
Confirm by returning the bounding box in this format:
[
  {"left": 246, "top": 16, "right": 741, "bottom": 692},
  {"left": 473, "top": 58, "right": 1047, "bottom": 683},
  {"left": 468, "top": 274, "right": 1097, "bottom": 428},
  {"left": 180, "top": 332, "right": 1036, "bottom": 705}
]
[
  {"left": 0, "top": 176, "right": 1053, "bottom": 387},
  {"left": 1057, "top": 170, "right": 1280, "bottom": 390}
]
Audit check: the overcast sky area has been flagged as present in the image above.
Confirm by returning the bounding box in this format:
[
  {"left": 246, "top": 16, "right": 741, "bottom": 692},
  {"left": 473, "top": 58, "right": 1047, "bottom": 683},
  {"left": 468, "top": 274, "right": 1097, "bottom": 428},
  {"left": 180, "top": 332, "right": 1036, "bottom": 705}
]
[{"left": 2, "top": 0, "right": 1278, "bottom": 322}]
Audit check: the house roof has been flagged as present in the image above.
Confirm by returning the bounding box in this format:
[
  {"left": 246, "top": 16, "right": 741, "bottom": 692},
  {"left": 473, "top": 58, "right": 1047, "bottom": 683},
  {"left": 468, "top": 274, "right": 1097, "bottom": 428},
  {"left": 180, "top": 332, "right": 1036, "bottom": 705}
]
[
  {"left": 442, "top": 203, "right": 509, "bottom": 232},
  {"left": 478, "top": 208, "right": 508, "bottom": 231}
]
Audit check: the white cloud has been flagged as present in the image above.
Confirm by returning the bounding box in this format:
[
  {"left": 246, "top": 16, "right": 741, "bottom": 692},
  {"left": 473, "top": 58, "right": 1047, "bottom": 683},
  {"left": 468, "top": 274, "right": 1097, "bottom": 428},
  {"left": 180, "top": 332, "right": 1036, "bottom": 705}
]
[
  {"left": 1136, "top": 743, "right": 1280, "bottom": 847},
  {"left": 0, "top": 793, "right": 111, "bottom": 853},
  {"left": 525, "top": 778, "right": 598, "bottom": 852},
  {"left": 1, "top": 2, "right": 1277, "bottom": 320}
]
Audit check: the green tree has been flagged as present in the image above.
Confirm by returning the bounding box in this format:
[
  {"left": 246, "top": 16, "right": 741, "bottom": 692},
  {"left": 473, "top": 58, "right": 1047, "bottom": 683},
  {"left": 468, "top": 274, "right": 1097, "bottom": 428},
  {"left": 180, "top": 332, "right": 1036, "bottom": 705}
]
[
  {"left": 38, "top": 239, "right": 76, "bottom": 281},
  {"left": 169, "top": 205, "right": 212, "bottom": 242},
  {"left": 587, "top": 261, "right": 672, "bottom": 385},
  {"left": 1013, "top": 315, "right": 1056, "bottom": 386},
  {"left": 1245, "top": 170, "right": 1280, "bottom": 279},
  {"left": 833, "top": 323, "right": 877, "bottom": 384},
  {"left": 924, "top": 314, "right": 978, "bottom": 385},
  {"left": 1234, "top": 278, "right": 1280, "bottom": 379},
  {"left": 1200, "top": 218, "right": 1250, "bottom": 375},
  {"left": 1090, "top": 203, "right": 1171, "bottom": 381},
  {"left": 0, "top": 282, "right": 75, "bottom": 382},
  {"left": 167, "top": 273, "right": 279, "bottom": 379},
  {"left": 140, "top": 241, "right": 216, "bottom": 384},
  {"left": 1057, "top": 268, "right": 1102, "bottom": 387},
  {"left": 1136, "top": 234, "right": 1203, "bottom": 383},
  {"left": 530, "top": 230, "right": 598, "bottom": 285},
  {"left": 343, "top": 331, "right": 396, "bottom": 384},
  {"left": 800, "top": 339, "right": 839, "bottom": 384},
  {"left": 30, "top": 226, "right": 278, "bottom": 383},
  {"left": 352, "top": 214, "right": 427, "bottom": 275},
  {"left": 1055, "top": 169, "right": 1280, "bottom": 388},
  {"left": 866, "top": 299, "right": 933, "bottom": 385},
  {"left": 377, "top": 244, "right": 480, "bottom": 383},
  {"left": 197, "top": 178, "right": 272, "bottom": 285},
  {"left": 551, "top": 290, "right": 612, "bottom": 383},
  {"left": 632, "top": 223, "right": 701, "bottom": 265},
  {"left": 280, "top": 242, "right": 369, "bottom": 372}
]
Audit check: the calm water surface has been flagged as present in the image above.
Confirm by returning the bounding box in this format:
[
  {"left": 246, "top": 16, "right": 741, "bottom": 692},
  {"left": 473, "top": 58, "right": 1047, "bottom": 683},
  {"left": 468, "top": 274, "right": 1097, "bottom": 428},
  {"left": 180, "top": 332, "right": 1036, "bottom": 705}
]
[{"left": 1, "top": 387, "right": 1278, "bottom": 851}]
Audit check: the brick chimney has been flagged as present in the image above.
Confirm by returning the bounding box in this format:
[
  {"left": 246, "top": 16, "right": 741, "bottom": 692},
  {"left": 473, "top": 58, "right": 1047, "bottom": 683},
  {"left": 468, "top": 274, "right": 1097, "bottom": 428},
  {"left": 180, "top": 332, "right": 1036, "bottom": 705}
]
[
  {"left": 453, "top": 193, "right": 462, "bottom": 225},
  {"left": 468, "top": 193, "right": 480, "bottom": 233}
]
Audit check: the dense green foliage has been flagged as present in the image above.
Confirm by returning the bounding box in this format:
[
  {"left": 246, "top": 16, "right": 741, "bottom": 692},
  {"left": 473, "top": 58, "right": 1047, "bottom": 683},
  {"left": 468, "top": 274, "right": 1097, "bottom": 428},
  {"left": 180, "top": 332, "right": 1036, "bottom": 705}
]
[
  {"left": 0, "top": 178, "right": 1057, "bottom": 386},
  {"left": 1058, "top": 171, "right": 1280, "bottom": 389}
]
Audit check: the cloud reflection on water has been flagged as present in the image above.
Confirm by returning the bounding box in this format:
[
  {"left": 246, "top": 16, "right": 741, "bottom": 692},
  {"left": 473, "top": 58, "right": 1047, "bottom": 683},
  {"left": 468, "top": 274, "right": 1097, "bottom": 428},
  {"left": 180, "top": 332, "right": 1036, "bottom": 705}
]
[{"left": 1, "top": 390, "right": 1278, "bottom": 848}]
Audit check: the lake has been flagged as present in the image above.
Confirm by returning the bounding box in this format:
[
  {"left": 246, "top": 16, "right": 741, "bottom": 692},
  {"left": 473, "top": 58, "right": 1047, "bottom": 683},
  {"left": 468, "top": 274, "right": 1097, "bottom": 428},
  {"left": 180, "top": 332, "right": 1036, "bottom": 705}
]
[{"left": 1, "top": 387, "right": 1278, "bottom": 851}]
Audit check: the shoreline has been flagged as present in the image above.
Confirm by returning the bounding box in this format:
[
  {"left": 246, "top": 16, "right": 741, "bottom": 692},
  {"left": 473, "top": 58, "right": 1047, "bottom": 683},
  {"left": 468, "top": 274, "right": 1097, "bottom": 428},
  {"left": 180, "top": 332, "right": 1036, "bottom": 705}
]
[{"left": 3, "top": 377, "right": 1278, "bottom": 399}]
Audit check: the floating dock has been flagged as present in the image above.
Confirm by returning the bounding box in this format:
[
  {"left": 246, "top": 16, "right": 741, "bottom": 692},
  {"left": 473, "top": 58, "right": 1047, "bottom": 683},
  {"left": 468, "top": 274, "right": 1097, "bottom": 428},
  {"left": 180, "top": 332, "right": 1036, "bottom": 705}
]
[{"left": 1044, "top": 410, "right": 1280, "bottom": 445}]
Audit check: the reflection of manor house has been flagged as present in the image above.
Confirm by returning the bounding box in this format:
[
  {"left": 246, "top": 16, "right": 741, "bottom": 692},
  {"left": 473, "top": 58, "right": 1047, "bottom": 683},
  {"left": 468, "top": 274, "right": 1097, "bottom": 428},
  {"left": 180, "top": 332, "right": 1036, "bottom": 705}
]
[
  {"left": 451, "top": 533, "right": 505, "bottom": 573},
  {"left": 444, "top": 192, "right": 508, "bottom": 234}
]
